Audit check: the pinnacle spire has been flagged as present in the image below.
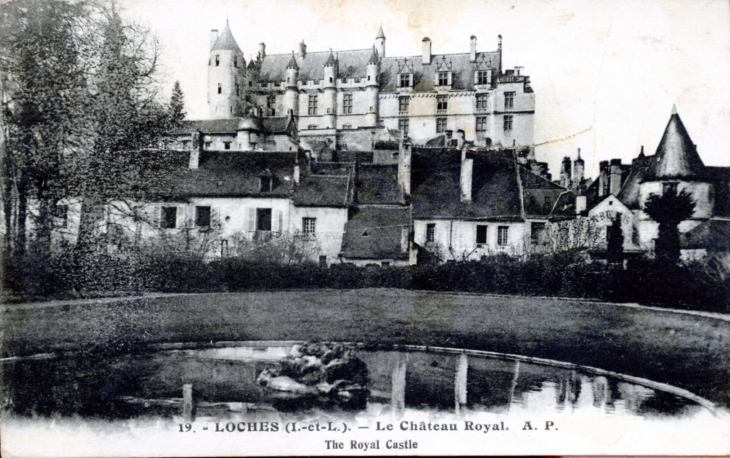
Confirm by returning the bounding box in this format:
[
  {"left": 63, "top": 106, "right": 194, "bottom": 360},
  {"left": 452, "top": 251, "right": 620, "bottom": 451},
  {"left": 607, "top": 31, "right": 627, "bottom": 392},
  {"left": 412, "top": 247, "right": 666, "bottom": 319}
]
[
  {"left": 671, "top": 103, "right": 678, "bottom": 115},
  {"left": 287, "top": 51, "right": 299, "bottom": 69},
  {"left": 325, "top": 49, "right": 336, "bottom": 67},
  {"left": 376, "top": 25, "right": 385, "bottom": 39},
  {"left": 367, "top": 46, "right": 379, "bottom": 65},
  {"left": 211, "top": 20, "right": 242, "bottom": 54}
]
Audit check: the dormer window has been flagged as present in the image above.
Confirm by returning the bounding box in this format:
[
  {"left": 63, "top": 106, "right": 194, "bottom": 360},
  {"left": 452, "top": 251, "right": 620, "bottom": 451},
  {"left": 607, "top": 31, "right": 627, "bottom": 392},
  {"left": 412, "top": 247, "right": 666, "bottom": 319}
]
[
  {"left": 476, "top": 70, "right": 489, "bottom": 85},
  {"left": 438, "top": 72, "right": 448, "bottom": 86},
  {"left": 434, "top": 56, "right": 453, "bottom": 87},
  {"left": 399, "top": 74, "right": 411, "bottom": 88},
  {"left": 260, "top": 176, "right": 272, "bottom": 192}
]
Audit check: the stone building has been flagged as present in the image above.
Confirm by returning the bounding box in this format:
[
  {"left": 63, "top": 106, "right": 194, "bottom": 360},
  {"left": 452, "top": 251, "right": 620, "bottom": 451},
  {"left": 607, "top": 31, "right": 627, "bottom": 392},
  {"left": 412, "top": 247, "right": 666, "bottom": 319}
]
[{"left": 203, "top": 22, "right": 534, "bottom": 149}]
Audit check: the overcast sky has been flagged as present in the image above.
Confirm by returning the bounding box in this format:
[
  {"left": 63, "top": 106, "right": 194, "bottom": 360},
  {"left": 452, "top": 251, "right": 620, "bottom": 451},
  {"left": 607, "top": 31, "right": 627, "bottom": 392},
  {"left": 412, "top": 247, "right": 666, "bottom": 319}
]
[{"left": 121, "top": 0, "right": 730, "bottom": 178}]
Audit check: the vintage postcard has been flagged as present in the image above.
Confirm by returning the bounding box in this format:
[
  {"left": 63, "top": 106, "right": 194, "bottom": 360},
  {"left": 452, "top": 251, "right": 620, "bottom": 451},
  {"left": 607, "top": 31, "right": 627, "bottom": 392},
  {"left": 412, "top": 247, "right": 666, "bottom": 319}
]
[{"left": 1, "top": 0, "right": 729, "bottom": 456}]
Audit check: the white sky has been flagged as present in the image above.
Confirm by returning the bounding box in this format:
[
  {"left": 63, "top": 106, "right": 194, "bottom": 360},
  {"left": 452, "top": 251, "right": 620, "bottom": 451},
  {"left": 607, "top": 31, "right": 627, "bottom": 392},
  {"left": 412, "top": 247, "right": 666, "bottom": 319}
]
[{"left": 121, "top": 0, "right": 730, "bottom": 178}]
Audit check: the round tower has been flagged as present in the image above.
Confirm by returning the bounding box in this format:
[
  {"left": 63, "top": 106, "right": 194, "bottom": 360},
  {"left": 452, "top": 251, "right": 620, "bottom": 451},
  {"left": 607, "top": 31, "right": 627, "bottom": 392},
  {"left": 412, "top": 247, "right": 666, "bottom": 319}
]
[
  {"left": 208, "top": 21, "right": 245, "bottom": 119},
  {"left": 283, "top": 52, "right": 300, "bottom": 116},
  {"left": 323, "top": 50, "right": 338, "bottom": 129},
  {"left": 375, "top": 25, "right": 386, "bottom": 59},
  {"left": 365, "top": 47, "right": 380, "bottom": 127}
]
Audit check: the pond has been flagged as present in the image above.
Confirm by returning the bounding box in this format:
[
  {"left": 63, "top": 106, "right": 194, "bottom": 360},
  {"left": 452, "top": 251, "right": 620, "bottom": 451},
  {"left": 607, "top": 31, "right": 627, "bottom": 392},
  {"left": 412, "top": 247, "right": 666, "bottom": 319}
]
[{"left": 0, "top": 341, "right": 713, "bottom": 423}]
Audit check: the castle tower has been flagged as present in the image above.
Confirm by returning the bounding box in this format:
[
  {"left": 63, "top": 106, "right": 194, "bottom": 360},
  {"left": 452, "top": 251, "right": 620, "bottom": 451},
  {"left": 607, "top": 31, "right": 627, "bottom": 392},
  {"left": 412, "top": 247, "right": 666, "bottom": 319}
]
[
  {"left": 208, "top": 21, "right": 245, "bottom": 119},
  {"left": 375, "top": 26, "right": 386, "bottom": 59},
  {"left": 365, "top": 47, "right": 380, "bottom": 127},
  {"left": 572, "top": 148, "right": 585, "bottom": 188},
  {"left": 323, "top": 50, "right": 338, "bottom": 129},
  {"left": 559, "top": 156, "right": 572, "bottom": 188},
  {"left": 283, "top": 52, "right": 299, "bottom": 116}
]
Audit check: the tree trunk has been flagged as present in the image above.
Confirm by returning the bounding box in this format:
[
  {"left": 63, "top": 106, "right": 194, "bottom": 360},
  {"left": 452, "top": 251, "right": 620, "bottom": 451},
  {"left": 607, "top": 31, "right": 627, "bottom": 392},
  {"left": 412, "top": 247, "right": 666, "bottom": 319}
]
[{"left": 16, "top": 175, "right": 27, "bottom": 257}]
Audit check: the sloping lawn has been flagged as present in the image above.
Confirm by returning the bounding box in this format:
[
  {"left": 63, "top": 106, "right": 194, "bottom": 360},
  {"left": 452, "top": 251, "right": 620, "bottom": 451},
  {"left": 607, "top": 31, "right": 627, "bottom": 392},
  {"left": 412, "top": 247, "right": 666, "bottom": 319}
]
[{"left": 3, "top": 288, "right": 729, "bottom": 406}]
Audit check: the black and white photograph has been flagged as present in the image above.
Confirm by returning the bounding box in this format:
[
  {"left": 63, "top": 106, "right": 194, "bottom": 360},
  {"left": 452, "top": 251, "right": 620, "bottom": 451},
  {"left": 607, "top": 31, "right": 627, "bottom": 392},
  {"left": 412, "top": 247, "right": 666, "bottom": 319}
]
[{"left": 1, "top": 0, "right": 729, "bottom": 455}]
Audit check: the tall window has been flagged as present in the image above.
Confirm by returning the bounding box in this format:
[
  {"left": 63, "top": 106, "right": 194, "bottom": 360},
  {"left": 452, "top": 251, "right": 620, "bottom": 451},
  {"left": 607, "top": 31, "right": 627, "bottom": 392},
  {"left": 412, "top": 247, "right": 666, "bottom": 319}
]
[
  {"left": 437, "top": 95, "right": 447, "bottom": 114},
  {"left": 476, "top": 117, "right": 487, "bottom": 132},
  {"left": 436, "top": 118, "right": 447, "bottom": 133},
  {"left": 476, "top": 225, "right": 488, "bottom": 245},
  {"left": 498, "top": 226, "right": 509, "bottom": 245},
  {"left": 257, "top": 208, "right": 272, "bottom": 231},
  {"left": 398, "top": 118, "right": 409, "bottom": 136},
  {"left": 398, "top": 74, "right": 411, "bottom": 88},
  {"left": 398, "top": 96, "right": 409, "bottom": 114},
  {"left": 343, "top": 93, "right": 353, "bottom": 114},
  {"left": 302, "top": 217, "right": 316, "bottom": 234},
  {"left": 217, "top": 83, "right": 221, "bottom": 94},
  {"left": 260, "top": 176, "right": 272, "bottom": 192},
  {"left": 235, "top": 83, "right": 240, "bottom": 96},
  {"left": 438, "top": 72, "right": 449, "bottom": 86},
  {"left": 476, "top": 93, "right": 489, "bottom": 111},
  {"left": 267, "top": 95, "right": 276, "bottom": 116},
  {"left": 476, "top": 70, "right": 489, "bottom": 85},
  {"left": 503, "top": 115, "right": 513, "bottom": 131},
  {"left": 531, "top": 222, "right": 546, "bottom": 245},
  {"left": 224, "top": 141, "right": 231, "bottom": 150},
  {"left": 426, "top": 223, "right": 435, "bottom": 243},
  {"left": 215, "top": 55, "right": 220, "bottom": 66},
  {"left": 195, "top": 206, "right": 211, "bottom": 227},
  {"left": 504, "top": 91, "right": 515, "bottom": 109},
  {"left": 160, "top": 207, "right": 177, "bottom": 229},
  {"left": 308, "top": 95, "right": 318, "bottom": 115}
]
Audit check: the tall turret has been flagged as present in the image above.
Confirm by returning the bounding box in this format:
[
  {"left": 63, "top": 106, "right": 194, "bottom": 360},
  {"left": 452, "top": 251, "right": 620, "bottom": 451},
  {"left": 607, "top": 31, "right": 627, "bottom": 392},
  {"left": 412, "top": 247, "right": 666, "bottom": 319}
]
[
  {"left": 284, "top": 52, "right": 300, "bottom": 116},
  {"left": 375, "top": 25, "right": 386, "bottom": 59},
  {"left": 572, "top": 148, "right": 585, "bottom": 188},
  {"left": 365, "top": 47, "right": 380, "bottom": 127},
  {"left": 208, "top": 21, "right": 245, "bottom": 119},
  {"left": 323, "top": 51, "right": 338, "bottom": 129}
]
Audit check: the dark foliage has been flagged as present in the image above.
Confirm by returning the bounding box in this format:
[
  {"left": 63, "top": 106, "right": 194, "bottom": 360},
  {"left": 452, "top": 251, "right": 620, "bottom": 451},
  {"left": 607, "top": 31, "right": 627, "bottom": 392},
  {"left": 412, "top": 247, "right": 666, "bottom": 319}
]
[
  {"left": 3, "top": 248, "right": 728, "bottom": 313},
  {"left": 644, "top": 188, "right": 696, "bottom": 264}
]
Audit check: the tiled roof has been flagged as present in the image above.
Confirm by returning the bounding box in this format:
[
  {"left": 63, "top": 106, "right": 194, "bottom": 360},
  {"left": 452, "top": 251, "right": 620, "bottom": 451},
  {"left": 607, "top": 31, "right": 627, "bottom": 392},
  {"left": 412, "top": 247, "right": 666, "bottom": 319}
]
[
  {"left": 644, "top": 110, "right": 706, "bottom": 181},
  {"left": 342, "top": 206, "right": 410, "bottom": 260},
  {"left": 292, "top": 175, "right": 351, "bottom": 207},
  {"left": 379, "top": 52, "right": 500, "bottom": 92},
  {"left": 411, "top": 148, "right": 523, "bottom": 220},
  {"left": 518, "top": 167, "right": 571, "bottom": 218},
  {"left": 681, "top": 219, "right": 730, "bottom": 251},
  {"left": 211, "top": 23, "right": 243, "bottom": 54},
  {"left": 356, "top": 164, "right": 402, "bottom": 204},
  {"left": 175, "top": 152, "right": 297, "bottom": 197},
  {"left": 262, "top": 116, "right": 293, "bottom": 134},
  {"left": 617, "top": 154, "right": 653, "bottom": 209}
]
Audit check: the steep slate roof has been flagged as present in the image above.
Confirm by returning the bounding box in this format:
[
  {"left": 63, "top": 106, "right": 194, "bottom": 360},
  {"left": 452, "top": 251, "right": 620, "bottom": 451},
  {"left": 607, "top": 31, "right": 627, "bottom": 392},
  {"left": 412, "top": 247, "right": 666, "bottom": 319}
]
[
  {"left": 292, "top": 175, "right": 351, "bottom": 207},
  {"left": 617, "top": 153, "right": 653, "bottom": 209},
  {"left": 356, "top": 164, "right": 402, "bottom": 204},
  {"left": 211, "top": 23, "right": 243, "bottom": 54},
  {"left": 342, "top": 206, "right": 410, "bottom": 260},
  {"left": 172, "top": 117, "right": 294, "bottom": 135},
  {"left": 259, "top": 49, "right": 375, "bottom": 82},
  {"left": 518, "top": 167, "right": 571, "bottom": 217},
  {"left": 379, "top": 52, "right": 501, "bottom": 92},
  {"left": 644, "top": 109, "right": 706, "bottom": 181},
  {"left": 411, "top": 148, "right": 523, "bottom": 220},
  {"left": 681, "top": 219, "right": 730, "bottom": 251},
  {"left": 176, "top": 152, "right": 297, "bottom": 197}
]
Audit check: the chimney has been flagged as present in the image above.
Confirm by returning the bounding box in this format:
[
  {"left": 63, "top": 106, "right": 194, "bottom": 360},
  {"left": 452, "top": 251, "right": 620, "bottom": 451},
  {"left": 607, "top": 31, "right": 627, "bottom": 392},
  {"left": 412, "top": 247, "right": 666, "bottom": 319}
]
[
  {"left": 610, "top": 159, "right": 622, "bottom": 196},
  {"left": 573, "top": 148, "right": 584, "bottom": 187},
  {"left": 576, "top": 196, "right": 587, "bottom": 214},
  {"left": 189, "top": 131, "right": 202, "bottom": 169},
  {"left": 470, "top": 35, "right": 477, "bottom": 62},
  {"left": 258, "top": 42, "right": 266, "bottom": 60},
  {"left": 456, "top": 129, "right": 465, "bottom": 149},
  {"left": 299, "top": 41, "right": 307, "bottom": 58},
  {"left": 397, "top": 140, "right": 412, "bottom": 200},
  {"left": 560, "top": 156, "right": 572, "bottom": 188},
  {"left": 209, "top": 29, "right": 218, "bottom": 48},
  {"left": 598, "top": 160, "right": 609, "bottom": 196},
  {"left": 422, "top": 37, "right": 432, "bottom": 65},
  {"left": 460, "top": 148, "right": 473, "bottom": 202}
]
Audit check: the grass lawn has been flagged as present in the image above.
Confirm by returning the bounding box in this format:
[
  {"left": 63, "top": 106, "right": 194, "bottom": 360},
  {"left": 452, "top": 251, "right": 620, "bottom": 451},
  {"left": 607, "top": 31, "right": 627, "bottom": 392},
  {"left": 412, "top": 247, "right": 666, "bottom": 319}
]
[{"left": 2, "top": 288, "right": 729, "bottom": 406}]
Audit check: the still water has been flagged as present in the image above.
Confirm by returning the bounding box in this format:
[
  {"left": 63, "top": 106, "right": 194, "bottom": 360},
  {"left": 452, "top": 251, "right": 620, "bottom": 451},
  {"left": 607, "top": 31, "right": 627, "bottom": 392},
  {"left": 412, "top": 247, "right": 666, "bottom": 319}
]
[{"left": 1, "top": 342, "right": 710, "bottom": 422}]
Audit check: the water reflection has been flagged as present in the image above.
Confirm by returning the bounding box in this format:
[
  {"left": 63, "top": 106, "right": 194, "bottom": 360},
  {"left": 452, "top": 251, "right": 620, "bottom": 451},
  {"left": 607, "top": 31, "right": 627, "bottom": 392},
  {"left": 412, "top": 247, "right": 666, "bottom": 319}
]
[{"left": 1, "top": 344, "right": 709, "bottom": 422}]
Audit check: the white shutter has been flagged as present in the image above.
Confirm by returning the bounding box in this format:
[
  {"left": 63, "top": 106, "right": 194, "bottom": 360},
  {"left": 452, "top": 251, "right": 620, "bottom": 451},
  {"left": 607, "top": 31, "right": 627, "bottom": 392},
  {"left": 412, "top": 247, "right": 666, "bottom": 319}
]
[
  {"left": 272, "top": 209, "right": 282, "bottom": 233},
  {"left": 211, "top": 207, "right": 220, "bottom": 229},
  {"left": 474, "top": 70, "right": 479, "bottom": 84},
  {"left": 148, "top": 205, "right": 160, "bottom": 228},
  {"left": 247, "top": 207, "right": 256, "bottom": 232},
  {"left": 448, "top": 72, "right": 452, "bottom": 86}
]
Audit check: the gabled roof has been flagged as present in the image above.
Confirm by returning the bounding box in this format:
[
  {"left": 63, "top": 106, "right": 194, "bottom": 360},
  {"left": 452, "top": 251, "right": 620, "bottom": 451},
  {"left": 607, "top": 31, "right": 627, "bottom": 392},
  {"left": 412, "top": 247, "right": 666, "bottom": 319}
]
[
  {"left": 176, "top": 152, "right": 297, "bottom": 198},
  {"left": 356, "top": 164, "right": 402, "bottom": 204},
  {"left": 411, "top": 148, "right": 523, "bottom": 221},
  {"left": 292, "top": 175, "right": 351, "bottom": 208},
  {"left": 644, "top": 108, "right": 705, "bottom": 181},
  {"left": 342, "top": 206, "right": 410, "bottom": 260},
  {"left": 211, "top": 22, "right": 243, "bottom": 54},
  {"left": 617, "top": 153, "right": 653, "bottom": 209},
  {"left": 681, "top": 219, "right": 730, "bottom": 251}
]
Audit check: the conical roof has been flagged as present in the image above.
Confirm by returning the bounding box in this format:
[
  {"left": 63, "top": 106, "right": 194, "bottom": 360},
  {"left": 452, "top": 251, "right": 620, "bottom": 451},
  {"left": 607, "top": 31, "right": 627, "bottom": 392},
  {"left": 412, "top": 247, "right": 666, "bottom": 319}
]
[
  {"left": 376, "top": 25, "right": 385, "bottom": 39},
  {"left": 324, "top": 50, "right": 336, "bottom": 67},
  {"left": 287, "top": 52, "right": 299, "bottom": 69},
  {"left": 644, "top": 106, "right": 705, "bottom": 181},
  {"left": 211, "top": 22, "right": 242, "bottom": 54},
  {"left": 367, "top": 47, "right": 379, "bottom": 65}
]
